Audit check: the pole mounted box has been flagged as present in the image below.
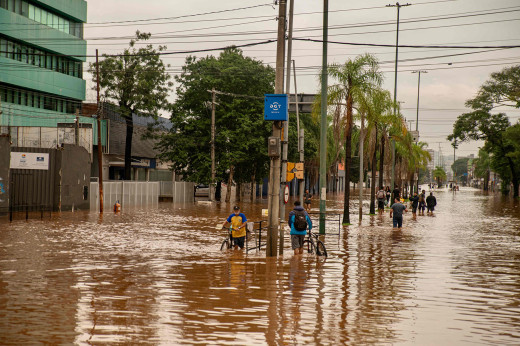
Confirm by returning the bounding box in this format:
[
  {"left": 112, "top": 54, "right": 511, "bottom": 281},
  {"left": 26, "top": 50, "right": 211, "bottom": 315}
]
[
  {"left": 264, "top": 94, "right": 289, "bottom": 121},
  {"left": 268, "top": 136, "right": 281, "bottom": 157}
]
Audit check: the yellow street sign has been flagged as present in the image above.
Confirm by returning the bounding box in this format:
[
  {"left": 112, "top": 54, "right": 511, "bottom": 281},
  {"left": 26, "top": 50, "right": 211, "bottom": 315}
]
[
  {"left": 295, "top": 171, "right": 304, "bottom": 179},
  {"left": 286, "top": 172, "right": 295, "bottom": 182},
  {"left": 295, "top": 162, "right": 303, "bottom": 171}
]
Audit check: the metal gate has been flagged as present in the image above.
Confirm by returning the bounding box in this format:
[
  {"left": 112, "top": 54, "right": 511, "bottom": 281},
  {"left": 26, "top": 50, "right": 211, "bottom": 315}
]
[{"left": 9, "top": 148, "right": 58, "bottom": 213}]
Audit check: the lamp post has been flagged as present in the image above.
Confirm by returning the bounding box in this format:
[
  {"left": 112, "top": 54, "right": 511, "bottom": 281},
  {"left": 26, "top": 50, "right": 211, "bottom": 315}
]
[
  {"left": 319, "top": 0, "right": 329, "bottom": 234},
  {"left": 387, "top": 2, "right": 411, "bottom": 201},
  {"left": 412, "top": 70, "right": 426, "bottom": 194}
]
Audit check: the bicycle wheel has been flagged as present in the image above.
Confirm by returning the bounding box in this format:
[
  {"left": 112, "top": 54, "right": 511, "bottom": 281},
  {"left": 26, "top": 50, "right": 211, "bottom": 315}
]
[
  {"left": 316, "top": 240, "right": 327, "bottom": 257},
  {"left": 303, "top": 239, "right": 316, "bottom": 254},
  {"left": 220, "top": 239, "right": 230, "bottom": 251}
]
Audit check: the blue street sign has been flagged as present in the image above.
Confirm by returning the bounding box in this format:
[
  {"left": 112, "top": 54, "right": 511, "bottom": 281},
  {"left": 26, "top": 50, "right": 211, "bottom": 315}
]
[{"left": 264, "top": 94, "right": 288, "bottom": 121}]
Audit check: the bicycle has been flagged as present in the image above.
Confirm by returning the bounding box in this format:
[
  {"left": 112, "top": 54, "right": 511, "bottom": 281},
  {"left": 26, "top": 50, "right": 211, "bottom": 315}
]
[
  {"left": 219, "top": 225, "right": 256, "bottom": 251},
  {"left": 303, "top": 228, "right": 327, "bottom": 257},
  {"left": 220, "top": 227, "right": 234, "bottom": 251}
]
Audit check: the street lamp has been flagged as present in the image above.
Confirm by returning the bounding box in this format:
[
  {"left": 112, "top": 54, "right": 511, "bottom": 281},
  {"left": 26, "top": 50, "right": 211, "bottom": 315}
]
[
  {"left": 387, "top": 2, "right": 411, "bottom": 201},
  {"left": 412, "top": 70, "right": 427, "bottom": 194}
]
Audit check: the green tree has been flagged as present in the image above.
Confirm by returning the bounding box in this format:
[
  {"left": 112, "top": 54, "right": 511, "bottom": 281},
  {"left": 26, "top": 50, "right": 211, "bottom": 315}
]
[
  {"left": 433, "top": 166, "right": 447, "bottom": 185},
  {"left": 156, "top": 48, "right": 275, "bottom": 200},
  {"left": 358, "top": 88, "right": 394, "bottom": 213},
  {"left": 451, "top": 158, "right": 469, "bottom": 184},
  {"left": 450, "top": 65, "right": 520, "bottom": 197},
  {"left": 448, "top": 111, "right": 519, "bottom": 197},
  {"left": 89, "top": 31, "right": 172, "bottom": 180},
  {"left": 324, "top": 54, "right": 383, "bottom": 225},
  {"left": 466, "top": 65, "right": 520, "bottom": 111},
  {"left": 473, "top": 149, "right": 491, "bottom": 190}
]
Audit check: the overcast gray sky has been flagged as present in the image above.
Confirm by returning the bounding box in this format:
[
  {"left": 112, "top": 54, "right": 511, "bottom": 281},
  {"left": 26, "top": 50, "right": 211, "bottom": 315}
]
[{"left": 83, "top": 0, "right": 520, "bottom": 160}]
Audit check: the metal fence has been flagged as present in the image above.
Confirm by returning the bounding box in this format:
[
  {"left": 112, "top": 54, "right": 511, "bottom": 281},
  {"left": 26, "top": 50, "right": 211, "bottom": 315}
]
[
  {"left": 159, "top": 181, "right": 195, "bottom": 203},
  {"left": 90, "top": 181, "right": 159, "bottom": 211}
]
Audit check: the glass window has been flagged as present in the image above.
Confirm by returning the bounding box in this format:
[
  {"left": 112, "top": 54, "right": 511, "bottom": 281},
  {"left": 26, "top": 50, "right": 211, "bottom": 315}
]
[
  {"left": 41, "top": 9, "right": 47, "bottom": 25},
  {"left": 21, "top": 46, "right": 26, "bottom": 63},
  {"left": 14, "top": 43, "right": 21, "bottom": 61},
  {"left": 63, "top": 19, "right": 69, "bottom": 34},
  {"left": 35, "top": 7, "right": 40, "bottom": 22},
  {"left": 8, "top": 0, "right": 14, "bottom": 11},
  {"left": 34, "top": 49, "right": 39, "bottom": 66},
  {"left": 0, "top": 39, "right": 5, "bottom": 58},
  {"left": 21, "top": 0, "right": 28, "bottom": 16},
  {"left": 7, "top": 41, "right": 13, "bottom": 59},
  {"left": 28, "top": 3, "right": 34, "bottom": 20},
  {"left": 0, "top": 0, "right": 7, "bottom": 10},
  {"left": 46, "top": 11, "right": 52, "bottom": 27},
  {"left": 15, "top": 0, "right": 20, "bottom": 14}
]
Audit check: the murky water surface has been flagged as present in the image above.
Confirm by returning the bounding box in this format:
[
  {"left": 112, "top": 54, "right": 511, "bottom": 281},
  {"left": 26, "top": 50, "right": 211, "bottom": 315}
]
[{"left": 1, "top": 188, "right": 519, "bottom": 345}]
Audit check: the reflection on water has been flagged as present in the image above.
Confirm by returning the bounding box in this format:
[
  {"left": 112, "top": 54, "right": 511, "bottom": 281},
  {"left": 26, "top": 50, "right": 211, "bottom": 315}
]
[{"left": 0, "top": 188, "right": 519, "bottom": 344}]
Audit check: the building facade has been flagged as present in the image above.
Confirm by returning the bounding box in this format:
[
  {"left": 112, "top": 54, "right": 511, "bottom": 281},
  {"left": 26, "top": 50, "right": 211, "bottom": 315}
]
[{"left": 0, "top": 0, "right": 106, "bottom": 153}]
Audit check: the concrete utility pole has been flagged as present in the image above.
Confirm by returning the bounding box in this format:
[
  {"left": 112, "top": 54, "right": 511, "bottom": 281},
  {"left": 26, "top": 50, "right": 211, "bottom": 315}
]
[
  {"left": 293, "top": 61, "right": 304, "bottom": 205},
  {"left": 96, "top": 49, "right": 104, "bottom": 213},
  {"left": 279, "top": 0, "right": 295, "bottom": 252},
  {"left": 209, "top": 89, "right": 217, "bottom": 202},
  {"left": 359, "top": 112, "right": 364, "bottom": 221},
  {"left": 387, "top": 2, "right": 411, "bottom": 201},
  {"left": 319, "top": 0, "right": 329, "bottom": 234},
  {"left": 412, "top": 70, "right": 426, "bottom": 194},
  {"left": 266, "top": 0, "right": 287, "bottom": 257}
]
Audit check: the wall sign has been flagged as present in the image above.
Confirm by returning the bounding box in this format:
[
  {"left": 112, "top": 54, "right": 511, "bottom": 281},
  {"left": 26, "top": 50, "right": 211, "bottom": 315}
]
[{"left": 10, "top": 152, "right": 49, "bottom": 170}]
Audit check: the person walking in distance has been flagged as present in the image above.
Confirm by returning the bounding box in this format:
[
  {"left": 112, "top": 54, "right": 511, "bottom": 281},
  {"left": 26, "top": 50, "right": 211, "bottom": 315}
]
[
  {"left": 418, "top": 189, "right": 426, "bottom": 216},
  {"left": 409, "top": 191, "right": 419, "bottom": 217},
  {"left": 392, "top": 184, "right": 401, "bottom": 203},
  {"left": 390, "top": 197, "right": 408, "bottom": 230},
  {"left": 426, "top": 192, "right": 437, "bottom": 215},
  {"left": 288, "top": 201, "right": 313, "bottom": 256},
  {"left": 385, "top": 186, "right": 391, "bottom": 206},
  {"left": 376, "top": 186, "right": 386, "bottom": 216},
  {"left": 222, "top": 206, "right": 248, "bottom": 250},
  {"left": 304, "top": 189, "right": 312, "bottom": 212}
]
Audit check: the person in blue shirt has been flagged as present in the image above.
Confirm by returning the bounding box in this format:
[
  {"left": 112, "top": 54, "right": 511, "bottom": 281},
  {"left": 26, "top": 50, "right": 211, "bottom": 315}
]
[
  {"left": 222, "top": 206, "right": 247, "bottom": 250},
  {"left": 288, "top": 201, "right": 313, "bottom": 256}
]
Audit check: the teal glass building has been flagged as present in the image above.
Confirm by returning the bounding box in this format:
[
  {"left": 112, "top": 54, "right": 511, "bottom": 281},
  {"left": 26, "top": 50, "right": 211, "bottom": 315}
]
[{"left": 0, "top": 0, "right": 106, "bottom": 153}]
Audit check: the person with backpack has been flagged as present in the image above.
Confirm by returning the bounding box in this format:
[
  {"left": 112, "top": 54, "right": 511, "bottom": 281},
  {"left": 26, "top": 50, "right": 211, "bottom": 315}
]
[
  {"left": 288, "top": 201, "right": 313, "bottom": 256},
  {"left": 418, "top": 189, "right": 426, "bottom": 216},
  {"left": 426, "top": 192, "right": 437, "bottom": 215},
  {"left": 376, "top": 186, "right": 386, "bottom": 215}
]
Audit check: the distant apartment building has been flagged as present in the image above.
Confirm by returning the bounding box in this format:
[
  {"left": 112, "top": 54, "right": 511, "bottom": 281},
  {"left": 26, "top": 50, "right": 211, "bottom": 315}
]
[{"left": 0, "top": 0, "right": 107, "bottom": 153}]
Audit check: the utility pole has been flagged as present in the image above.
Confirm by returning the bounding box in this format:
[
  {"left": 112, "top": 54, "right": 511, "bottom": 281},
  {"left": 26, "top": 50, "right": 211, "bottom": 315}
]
[
  {"left": 266, "top": 0, "right": 287, "bottom": 257},
  {"left": 358, "top": 112, "right": 364, "bottom": 221},
  {"left": 293, "top": 60, "right": 304, "bottom": 205},
  {"left": 96, "top": 49, "right": 104, "bottom": 213},
  {"left": 279, "top": 0, "right": 295, "bottom": 254},
  {"left": 387, "top": 2, "right": 411, "bottom": 201},
  {"left": 412, "top": 70, "right": 426, "bottom": 194},
  {"left": 209, "top": 89, "right": 216, "bottom": 202},
  {"left": 319, "top": 0, "right": 329, "bottom": 234}
]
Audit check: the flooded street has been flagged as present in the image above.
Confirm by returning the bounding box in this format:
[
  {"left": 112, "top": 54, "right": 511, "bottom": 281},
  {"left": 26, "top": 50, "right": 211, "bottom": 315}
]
[{"left": 1, "top": 187, "right": 519, "bottom": 345}]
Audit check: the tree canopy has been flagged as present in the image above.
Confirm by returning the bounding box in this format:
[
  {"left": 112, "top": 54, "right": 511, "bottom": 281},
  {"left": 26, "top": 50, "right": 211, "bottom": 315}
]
[
  {"left": 89, "top": 31, "right": 172, "bottom": 179},
  {"left": 448, "top": 65, "right": 520, "bottom": 197},
  {"left": 156, "top": 48, "right": 275, "bottom": 187}
]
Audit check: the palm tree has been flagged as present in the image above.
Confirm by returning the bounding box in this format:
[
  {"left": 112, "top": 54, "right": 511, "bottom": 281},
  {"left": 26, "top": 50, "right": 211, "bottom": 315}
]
[
  {"left": 359, "top": 88, "right": 393, "bottom": 214},
  {"left": 433, "top": 166, "right": 447, "bottom": 185},
  {"left": 326, "top": 54, "right": 382, "bottom": 225}
]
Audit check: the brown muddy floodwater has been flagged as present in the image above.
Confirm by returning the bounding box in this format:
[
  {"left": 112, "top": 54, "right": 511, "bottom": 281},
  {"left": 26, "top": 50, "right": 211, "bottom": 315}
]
[{"left": 0, "top": 187, "right": 519, "bottom": 345}]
